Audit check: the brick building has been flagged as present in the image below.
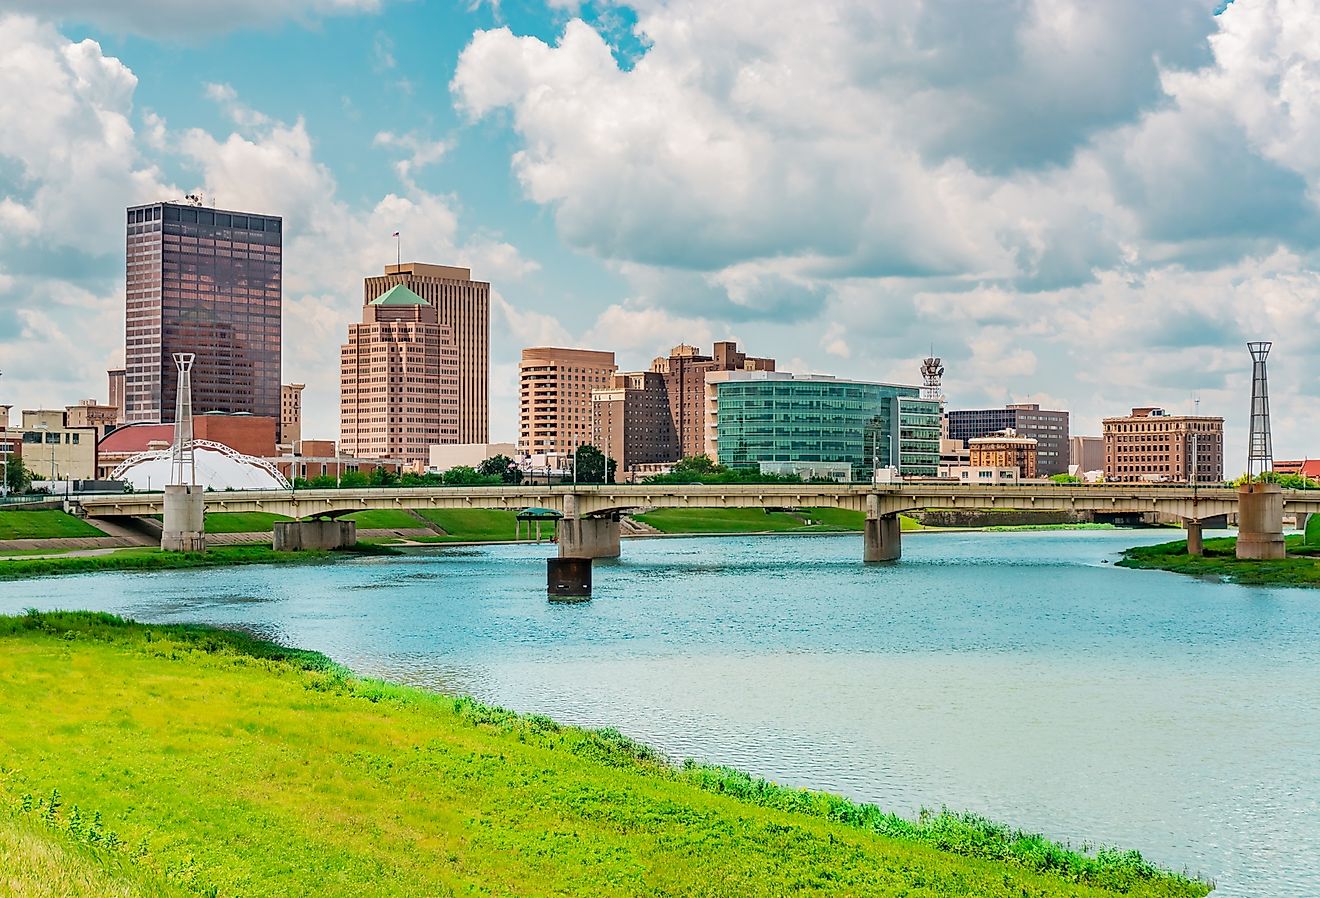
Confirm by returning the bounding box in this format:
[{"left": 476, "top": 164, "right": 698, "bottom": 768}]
[
  {"left": 519, "top": 347, "right": 617, "bottom": 455},
  {"left": 651, "top": 341, "right": 774, "bottom": 459},
  {"left": 591, "top": 371, "right": 678, "bottom": 476},
  {"left": 946, "top": 403, "right": 1070, "bottom": 475},
  {"left": 968, "top": 429, "right": 1038, "bottom": 478},
  {"left": 1102, "top": 407, "right": 1223, "bottom": 483}
]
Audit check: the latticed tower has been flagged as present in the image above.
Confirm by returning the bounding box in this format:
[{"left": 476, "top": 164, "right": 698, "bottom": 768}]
[
  {"left": 1246, "top": 341, "right": 1273, "bottom": 479},
  {"left": 170, "top": 352, "right": 196, "bottom": 486},
  {"left": 920, "top": 355, "right": 945, "bottom": 404}
]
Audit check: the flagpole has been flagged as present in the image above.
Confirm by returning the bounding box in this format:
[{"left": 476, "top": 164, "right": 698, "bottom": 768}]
[{"left": 395, "top": 232, "right": 400, "bottom": 270}]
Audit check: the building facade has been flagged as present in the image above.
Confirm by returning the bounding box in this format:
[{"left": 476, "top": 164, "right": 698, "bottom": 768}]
[
  {"left": 107, "top": 369, "right": 126, "bottom": 424},
  {"left": 65, "top": 400, "right": 120, "bottom": 438},
  {"left": 945, "top": 403, "right": 1070, "bottom": 475},
  {"left": 18, "top": 410, "right": 98, "bottom": 481},
  {"left": 705, "top": 371, "right": 940, "bottom": 479},
  {"left": 280, "top": 383, "right": 304, "bottom": 446},
  {"left": 519, "top": 348, "right": 617, "bottom": 456},
  {"left": 968, "top": 429, "right": 1038, "bottom": 478},
  {"left": 591, "top": 371, "right": 679, "bottom": 475},
  {"left": 124, "top": 201, "right": 282, "bottom": 423},
  {"left": 1102, "top": 407, "right": 1224, "bottom": 483},
  {"left": 651, "top": 342, "right": 774, "bottom": 459},
  {"left": 1069, "top": 435, "right": 1104, "bottom": 474},
  {"left": 363, "top": 262, "right": 490, "bottom": 443},
  {"left": 340, "top": 284, "right": 459, "bottom": 467}
]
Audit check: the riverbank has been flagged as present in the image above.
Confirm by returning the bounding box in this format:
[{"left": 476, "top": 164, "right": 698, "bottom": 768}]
[
  {"left": 1117, "top": 535, "right": 1320, "bottom": 587},
  {"left": 0, "top": 611, "right": 1209, "bottom": 898},
  {"left": 0, "top": 543, "right": 399, "bottom": 580}
]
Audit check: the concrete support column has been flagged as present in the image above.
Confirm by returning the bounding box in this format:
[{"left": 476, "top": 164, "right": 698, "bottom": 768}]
[
  {"left": 1185, "top": 520, "right": 1204, "bottom": 557},
  {"left": 558, "top": 515, "right": 621, "bottom": 559},
  {"left": 863, "top": 494, "right": 901, "bottom": 563},
  {"left": 160, "top": 484, "right": 205, "bottom": 552},
  {"left": 547, "top": 557, "right": 591, "bottom": 600},
  {"left": 273, "top": 519, "right": 357, "bottom": 552},
  {"left": 1295, "top": 511, "right": 1310, "bottom": 535},
  {"left": 1236, "top": 483, "right": 1285, "bottom": 560}
]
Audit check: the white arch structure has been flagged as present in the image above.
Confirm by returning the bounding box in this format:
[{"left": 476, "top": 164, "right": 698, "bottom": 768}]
[{"left": 112, "top": 439, "right": 291, "bottom": 491}]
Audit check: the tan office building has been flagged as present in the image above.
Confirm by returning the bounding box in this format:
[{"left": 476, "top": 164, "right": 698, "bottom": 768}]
[
  {"left": 363, "top": 262, "right": 490, "bottom": 443},
  {"left": 65, "top": 400, "right": 120, "bottom": 438},
  {"left": 968, "top": 429, "right": 1038, "bottom": 478},
  {"left": 18, "top": 409, "right": 98, "bottom": 481},
  {"left": 592, "top": 371, "right": 678, "bottom": 475},
  {"left": 340, "top": 284, "right": 459, "bottom": 467},
  {"left": 1103, "top": 407, "right": 1224, "bottom": 483},
  {"left": 651, "top": 341, "right": 774, "bottom": 459},
  {"left": 1070, "top": 435, "right": 1104, "bottom": 473},
  {"left": 519, "top": 348, "right": 617, "bottom": 455},
  {"left": 280, "top": 383, "right": 304, "bottom": 446}
]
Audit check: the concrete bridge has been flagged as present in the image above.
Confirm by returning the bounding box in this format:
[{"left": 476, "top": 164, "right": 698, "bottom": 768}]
[{"left": 69, "top": 482, "right": 1320, "bottom": 562}]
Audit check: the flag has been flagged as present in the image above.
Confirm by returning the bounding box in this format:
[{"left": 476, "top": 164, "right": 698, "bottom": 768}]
[{"left": 391, "top": 231, "right": 400, "bottom": 238}]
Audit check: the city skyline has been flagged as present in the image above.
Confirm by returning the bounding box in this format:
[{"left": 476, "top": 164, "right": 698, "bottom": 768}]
[{"left": 3, "top": 2, "right": 1320, "bottom": 469}]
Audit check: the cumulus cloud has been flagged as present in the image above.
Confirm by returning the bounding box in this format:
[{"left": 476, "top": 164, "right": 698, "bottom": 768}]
[
  {"left": 452, "top": 0, "right": 1320, "bottom": 461},
  {"left": 0, "top": 0, "right": 386, "bottom": 36},
  {"left": 373, "top": 131, "right": 452, "bottom": 183}
]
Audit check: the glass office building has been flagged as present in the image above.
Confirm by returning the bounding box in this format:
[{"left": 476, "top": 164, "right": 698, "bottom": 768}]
[
  {"left": 705, "top": 372, "right": 940, "bottom": 479},
  {"left": 125, "top": 201, "right": 282, "bottom": 422}
]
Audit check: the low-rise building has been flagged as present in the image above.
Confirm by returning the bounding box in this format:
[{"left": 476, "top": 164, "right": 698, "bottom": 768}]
[
  {"left": 950, "top": 466, "right": 1024, "bottom": 484},
  {"left": 97, "top": 414, "right": 278, "bottom": 479},
  {"left": 1102, "top": 407, "right": 1223, "bottom": 483},
  {"left": 1069, "top": 435, "right": 1104, "bottom": 474},
  {"left": 969, "top": 429, "right": 1038, "bottom": 478},
  {"left": 18, "top": 409, "right": 98, "bottom": 481},
  {"left": 946, "top": 403, "right": 1070, "bottom": 475},
  {"left": 704, "top": 371, "right": 940, "bottom": 480},
  {"left": 428, "top": 442, "right": 517, "bottom": 472},
  {"left": 65, "top": 400, "right": 123, "bottom": 438}
]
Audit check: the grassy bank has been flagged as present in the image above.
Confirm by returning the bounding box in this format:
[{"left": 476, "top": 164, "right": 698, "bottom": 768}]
[
  {"left": 1117, "top": 535, "right": 1320, "bottom": 587},
  {"left": 0, "top": 611, "right": 1209, "bottom": 898},
  {"left": 0, "top": 544, "right": 397, "bottom": 580},
  {"left": 0, "top": 509, "right": 106, "bottom": 540},
  {"left": 413, "top": 507, "right": 557, "bottom": 541}
]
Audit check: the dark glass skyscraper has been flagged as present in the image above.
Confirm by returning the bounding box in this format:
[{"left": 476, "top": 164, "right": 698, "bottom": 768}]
[{"left": 124, "top": 201, "right": 282, "bottom": 423}]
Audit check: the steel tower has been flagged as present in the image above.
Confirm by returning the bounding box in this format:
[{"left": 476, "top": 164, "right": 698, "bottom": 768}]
[
  {"left": 1246, "top": 341, "right": 1273, "bottom": 479},
  {"left": 170, "top": 352, "right": 196, "bottom": 486}
]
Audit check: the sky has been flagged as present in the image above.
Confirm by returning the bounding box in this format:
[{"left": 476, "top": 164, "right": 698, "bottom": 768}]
[{"left": 1, "top": 0, "right": 1319, "bottom": 470}]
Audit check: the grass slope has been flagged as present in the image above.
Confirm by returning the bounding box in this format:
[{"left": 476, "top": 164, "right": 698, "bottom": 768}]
[
  {"left": 341, "top": 508, "right": 427, "bottom": 530},
  {"left": 0, "top": 509, "right": 105, "bottom": 540},
  {"left": 1118, "top": 535, "right": 1320, "bottom": 587},
  {"left": 1307, "top": 513, "right": 1320, "bottom": 546},
  {"left": 634, "top": 507, "right": 923, "bottom": 534},
  {"left": 203, "top": 512, "right": 291, "bottom": 533},
  {"left": 0, "top": 612, "right": 1208, "bottom": 898},
  {"left": 414, "top": 507, "right": 555, "bottom": 541},
  {"left": 0, "top": 544, "right": 397, "bottom": 580}
]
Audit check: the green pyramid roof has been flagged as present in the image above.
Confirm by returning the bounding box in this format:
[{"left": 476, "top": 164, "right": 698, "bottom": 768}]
[{"left": 370, "top": 284, "right": 429, "bottom": 306}]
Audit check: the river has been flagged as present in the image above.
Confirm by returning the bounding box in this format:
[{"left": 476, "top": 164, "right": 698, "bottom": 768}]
[{"left": 3, "top": 529, "right": 1317, "bottom": 896}]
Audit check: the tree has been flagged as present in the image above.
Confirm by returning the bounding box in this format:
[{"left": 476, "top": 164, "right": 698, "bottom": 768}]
[
  {"left": 368, "top": 466, "right": 400, "bottom": 487},
  {"left": 4, "top": 455, "right": 31, "bottom": 494},
  {"left": 478, "top": 454, "right": 523, "bottom": 485},
  {"left": 573, "top": 444, "right": 609, "bottom": 484},
  {"left": 442, "top": 465, "right": 500, "bottom": 486},
  {"left": 1050, "top": 473, "right": 1082, "bottom": 485},
  {"left": 338, "top": 470, "right": 369, "bottom": 488}
]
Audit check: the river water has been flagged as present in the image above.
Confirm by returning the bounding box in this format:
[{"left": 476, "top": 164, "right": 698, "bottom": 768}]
[{"left": 3, "top": 530, "right": 1317, "bottom": 896}]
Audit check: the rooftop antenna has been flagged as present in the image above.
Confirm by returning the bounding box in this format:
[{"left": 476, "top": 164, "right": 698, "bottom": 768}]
[
  {"left": 920, "top": 349, "right": 945, "bottom": 405},
  {"left": 1246, "top": 342, "right": 1273, "bottom": 479},
  {"left": 170, "top": 352, "right": 196, "bottom": 487}
]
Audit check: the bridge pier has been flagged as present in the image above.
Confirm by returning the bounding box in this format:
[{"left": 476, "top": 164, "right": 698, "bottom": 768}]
[
  {"left": 1236, "top": 483, "right": 1286, "bottom": 560},
  {"left": 273, "top": 519, "right": 357, "bottom": 552},
  {"left": 1185, "top": 520, "right": 1204, "bottom": 557},
  {"left": 558, "top": 515, "right": 621, "bottom": 559},
  {"left": 863, "top": 494, "right": 901, "bottom": 562},
  {"left": 160, "top": 484, "right": 205, "bottom": 552},
  {"left": 1294, "top": 511, "right": 1310, "bottom": 535}
]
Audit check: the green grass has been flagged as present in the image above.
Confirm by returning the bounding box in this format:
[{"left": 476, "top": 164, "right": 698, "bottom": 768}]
[
  {"left": 0, "top": 544, "right": 399, "bottom": 580},
  {"left": 1117, "top": 535, "right": 1320, "bottom": 587},
  {"left": 1306, "top": 514, "right": 1320, "bottom": 546},
  {"left": 339, "top": 509, "right": 428, "bottom": 530},
  {"left": 202, "top": 512, "right": 292, "bottom": 533},
  {"left": 414, "top": 507, "right": 556, "bottom": 541},
  {"left": 0, "top": 509, "right": 106, "bottom": 540},
  {"left": 0, "top": 547, "right": 77, "bottom": 558},
  {"left": 635, "top": 507, "right": 820, "bottom": 533},
  {"left": 0, "top": 612, "right": 1210, "bottom": 898}
]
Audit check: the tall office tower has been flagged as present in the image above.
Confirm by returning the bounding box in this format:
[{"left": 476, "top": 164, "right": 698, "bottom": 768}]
[
  {"left": 280, "top": 383, "right": 304, "bottom": 445},
  {"left": 107, "top": 369, "right": 126, "bottom": 424},
  {"left": 340, "top": 285, "right": 458, "bottom": 467},
  {"left": 945, "top": 403, "right": 1070, "bottom": 475},
  {"left": 519, "top": 348, "right": 617, "bottom": 456},
  {"left": 650, "top": 341, "right": 775, "bottom": 460},
  {"left": 124, "top": 201, "right": 282, "bottom": 423},
  {"left": 363, "top": 263, "right": 490, "bottom": 443}
]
